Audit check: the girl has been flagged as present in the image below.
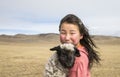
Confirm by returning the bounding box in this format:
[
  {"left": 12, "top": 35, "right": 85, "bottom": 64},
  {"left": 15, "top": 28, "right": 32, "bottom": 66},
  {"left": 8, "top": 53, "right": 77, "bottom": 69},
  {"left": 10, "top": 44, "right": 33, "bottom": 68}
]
[{"left": 44, "top": 14, "right": 101, "bottom": 77}]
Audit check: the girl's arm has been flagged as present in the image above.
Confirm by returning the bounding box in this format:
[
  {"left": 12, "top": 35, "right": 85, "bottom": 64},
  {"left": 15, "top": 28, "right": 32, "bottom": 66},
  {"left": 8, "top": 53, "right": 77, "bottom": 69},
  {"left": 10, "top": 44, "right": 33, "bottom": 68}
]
[{"left": 68, "top": 50, "right": 90, "bottom": 77}]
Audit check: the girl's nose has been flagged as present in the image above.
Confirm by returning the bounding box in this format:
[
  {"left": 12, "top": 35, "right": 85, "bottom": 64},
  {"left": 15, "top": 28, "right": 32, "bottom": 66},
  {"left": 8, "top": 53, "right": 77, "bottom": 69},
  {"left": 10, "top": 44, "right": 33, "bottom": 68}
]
[{"left": 65, "top": 34, "right": 70, "bottom": 40}]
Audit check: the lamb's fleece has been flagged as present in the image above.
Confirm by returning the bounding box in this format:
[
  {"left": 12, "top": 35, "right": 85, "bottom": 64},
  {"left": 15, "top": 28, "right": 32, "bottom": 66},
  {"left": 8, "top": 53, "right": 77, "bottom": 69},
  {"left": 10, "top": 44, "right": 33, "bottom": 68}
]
[{"left": 44, "top": 52, "right": 69, "bottom": 77}]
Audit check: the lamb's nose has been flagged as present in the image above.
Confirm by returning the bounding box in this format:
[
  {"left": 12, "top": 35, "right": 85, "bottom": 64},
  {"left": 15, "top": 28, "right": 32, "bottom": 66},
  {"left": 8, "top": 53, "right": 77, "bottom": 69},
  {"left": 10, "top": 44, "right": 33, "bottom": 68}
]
[{"left": 66, "top": 63, "right": 73, "bottom": 67}]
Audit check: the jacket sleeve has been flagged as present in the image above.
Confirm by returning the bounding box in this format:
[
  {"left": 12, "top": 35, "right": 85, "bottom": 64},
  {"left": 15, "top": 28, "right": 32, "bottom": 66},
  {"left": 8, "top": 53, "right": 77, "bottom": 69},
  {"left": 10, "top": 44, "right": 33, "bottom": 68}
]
[
  {"left": 76, "top": 54, "right": 90, "bottom": 77},
  {"left": 68, "top": 50, "right": 90, "bottom": 77}
]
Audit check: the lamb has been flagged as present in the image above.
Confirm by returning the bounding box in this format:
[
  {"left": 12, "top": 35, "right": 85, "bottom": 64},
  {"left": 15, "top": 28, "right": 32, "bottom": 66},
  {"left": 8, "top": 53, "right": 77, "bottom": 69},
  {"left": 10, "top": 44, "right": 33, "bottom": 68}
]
[
  {"left": 50, "top": 43, "right": 80, "bottom": 68},
  {"left": 44, "top": 43, "right": 80, "bottom": 77}
]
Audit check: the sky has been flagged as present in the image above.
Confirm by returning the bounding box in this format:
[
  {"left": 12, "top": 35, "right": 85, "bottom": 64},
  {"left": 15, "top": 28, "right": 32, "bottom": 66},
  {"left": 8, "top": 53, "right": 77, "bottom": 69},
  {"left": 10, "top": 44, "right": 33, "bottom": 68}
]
[{"left": 0, "top": 0, "right": 120, "bottom": 36}]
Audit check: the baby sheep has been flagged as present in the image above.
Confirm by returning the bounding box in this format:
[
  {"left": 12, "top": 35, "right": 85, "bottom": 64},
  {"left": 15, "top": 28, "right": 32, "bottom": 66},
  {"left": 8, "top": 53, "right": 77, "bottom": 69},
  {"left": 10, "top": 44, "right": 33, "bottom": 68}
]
[{"left": 50, "top": 43, "right": 80, "bottom": 68}]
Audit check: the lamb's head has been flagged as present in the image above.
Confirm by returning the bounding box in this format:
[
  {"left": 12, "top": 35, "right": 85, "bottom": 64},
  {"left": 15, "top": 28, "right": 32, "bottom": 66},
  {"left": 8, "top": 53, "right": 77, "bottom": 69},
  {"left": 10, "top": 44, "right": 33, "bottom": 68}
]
[{"left": 50, "top": 43, "right": 80, "bottom": 68}]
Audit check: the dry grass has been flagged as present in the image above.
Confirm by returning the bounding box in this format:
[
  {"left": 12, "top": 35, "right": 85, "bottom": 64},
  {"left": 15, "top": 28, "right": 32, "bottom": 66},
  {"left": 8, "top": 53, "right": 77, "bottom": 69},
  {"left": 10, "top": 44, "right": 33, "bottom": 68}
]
[
  {"left": 0, "top": 40, "right": 120, "bottom": 77},
  {"left": 0, "top": 42, "right": 55, "bottom": 77},
  {"left": 91, "top": 44, "right": 120, "bottom": 77}
]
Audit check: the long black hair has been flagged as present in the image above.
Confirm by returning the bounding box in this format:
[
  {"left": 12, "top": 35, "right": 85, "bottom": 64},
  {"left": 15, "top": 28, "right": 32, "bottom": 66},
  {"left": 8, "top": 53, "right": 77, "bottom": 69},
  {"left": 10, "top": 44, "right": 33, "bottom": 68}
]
[{"left": 59, "top": 14, "right": 101, "bottom": 69}]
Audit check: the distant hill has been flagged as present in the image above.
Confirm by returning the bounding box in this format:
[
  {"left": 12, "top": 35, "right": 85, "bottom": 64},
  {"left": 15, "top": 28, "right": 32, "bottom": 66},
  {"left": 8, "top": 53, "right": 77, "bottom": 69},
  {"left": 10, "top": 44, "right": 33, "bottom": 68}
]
[
  {"left": 0, "top": 33, "right": 59, "bottom": 43},
  {"left": 0, "top": 33, "right": 120, "bottom": 44}
]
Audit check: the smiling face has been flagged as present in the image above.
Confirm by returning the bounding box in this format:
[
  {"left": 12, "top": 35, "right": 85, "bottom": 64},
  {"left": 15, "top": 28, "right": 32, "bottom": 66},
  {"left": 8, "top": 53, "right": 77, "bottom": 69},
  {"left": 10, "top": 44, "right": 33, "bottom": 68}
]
[{"left": 59, "top": 22, "right": 83, "bottom": 47}]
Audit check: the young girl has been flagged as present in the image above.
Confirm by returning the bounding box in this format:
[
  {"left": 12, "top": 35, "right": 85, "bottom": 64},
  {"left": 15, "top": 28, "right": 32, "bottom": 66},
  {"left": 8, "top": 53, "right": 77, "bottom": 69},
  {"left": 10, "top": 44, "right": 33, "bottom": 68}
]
[{"left": 44, "top": 14, "right": 101, "bottom": 77}]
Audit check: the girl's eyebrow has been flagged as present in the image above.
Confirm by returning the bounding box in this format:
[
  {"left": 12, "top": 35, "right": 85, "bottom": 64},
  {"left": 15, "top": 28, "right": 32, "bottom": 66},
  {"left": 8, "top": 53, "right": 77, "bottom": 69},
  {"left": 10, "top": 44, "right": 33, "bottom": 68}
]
[
  {"left": 60, "top": 29, "right": 66, "bottom": 32},
  {"left": 70, "top": 30, "right": 77, "bottom": 32},
  {"left": 70, "top": 30, "right": 76, "bottom": 31}
]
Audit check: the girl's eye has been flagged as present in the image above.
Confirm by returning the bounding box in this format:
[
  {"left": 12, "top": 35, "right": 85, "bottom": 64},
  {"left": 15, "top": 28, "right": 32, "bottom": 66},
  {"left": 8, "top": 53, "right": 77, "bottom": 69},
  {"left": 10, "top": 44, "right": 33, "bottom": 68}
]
[
  {"left": 71, "top": 33, "right": 76, "bottom": 35},
  {"left": 60, "top": 31, "right": 66, "bottom": 34}
]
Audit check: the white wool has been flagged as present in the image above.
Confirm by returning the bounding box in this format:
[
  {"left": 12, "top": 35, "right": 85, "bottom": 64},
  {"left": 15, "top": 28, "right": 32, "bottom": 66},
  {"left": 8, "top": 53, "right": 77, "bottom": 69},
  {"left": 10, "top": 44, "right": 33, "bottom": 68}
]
[{"left": 60, "top": 43, "right": 75, "bottom": 51}]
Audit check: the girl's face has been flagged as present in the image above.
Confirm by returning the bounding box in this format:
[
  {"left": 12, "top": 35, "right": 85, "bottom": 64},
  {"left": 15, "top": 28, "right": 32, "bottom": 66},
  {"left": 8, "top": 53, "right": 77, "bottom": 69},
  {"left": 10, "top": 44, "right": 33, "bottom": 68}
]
[{"left": 59, "top": 22, "right": 83, "bottom": 47}]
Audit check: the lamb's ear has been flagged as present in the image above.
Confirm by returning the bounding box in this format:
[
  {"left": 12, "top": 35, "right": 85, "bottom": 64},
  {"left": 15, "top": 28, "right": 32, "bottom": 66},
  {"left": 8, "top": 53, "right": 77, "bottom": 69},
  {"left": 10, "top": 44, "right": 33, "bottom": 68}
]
[
  {"left": 74, "top": 48, "right": 80, "bottom": 57},
  {"left": 50, "top": 46, "right": 60, "bottom": 51}
]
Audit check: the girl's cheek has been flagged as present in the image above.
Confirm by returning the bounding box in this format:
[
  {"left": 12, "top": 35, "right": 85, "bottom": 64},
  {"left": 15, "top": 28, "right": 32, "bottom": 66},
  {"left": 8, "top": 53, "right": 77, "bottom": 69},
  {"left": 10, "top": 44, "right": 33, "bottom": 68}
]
[
  {"left": 60, "top": 34, "right": 65, "bottom": 43},
  {"left": 71, "top": 36, "right": 80, "bottom": 45},
  {"left": 71, "top": 38, "right": 77, "bottom": 44}
]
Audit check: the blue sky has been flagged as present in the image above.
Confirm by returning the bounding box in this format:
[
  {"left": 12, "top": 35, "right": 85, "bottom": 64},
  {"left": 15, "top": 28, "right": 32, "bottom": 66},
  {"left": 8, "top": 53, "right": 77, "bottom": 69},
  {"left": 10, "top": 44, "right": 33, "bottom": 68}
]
[{"left": 0, "top": 0, "right": 120, "bottom": 36}]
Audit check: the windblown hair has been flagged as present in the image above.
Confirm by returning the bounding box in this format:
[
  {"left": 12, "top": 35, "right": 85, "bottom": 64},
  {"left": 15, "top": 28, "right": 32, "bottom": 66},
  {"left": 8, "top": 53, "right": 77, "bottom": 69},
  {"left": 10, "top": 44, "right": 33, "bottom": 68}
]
[
  {"left": 59, "top": 14, "right": 101, "bottom": 69},
  {"left": 50, "top": 43, "right": 80, "bottom": 68}
]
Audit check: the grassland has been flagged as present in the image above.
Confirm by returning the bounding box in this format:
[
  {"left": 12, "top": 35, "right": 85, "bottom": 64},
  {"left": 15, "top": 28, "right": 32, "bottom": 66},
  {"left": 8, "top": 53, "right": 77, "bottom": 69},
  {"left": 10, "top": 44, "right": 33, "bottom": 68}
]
[
  {"left": 91, "top": 44, "right": 120, "bottom": 77},
  {"left": 0, "top": 34, "right": 120, "bottom": 77},
  {"left": 0, "top": 42, "right": 55, "bottom": 77}
]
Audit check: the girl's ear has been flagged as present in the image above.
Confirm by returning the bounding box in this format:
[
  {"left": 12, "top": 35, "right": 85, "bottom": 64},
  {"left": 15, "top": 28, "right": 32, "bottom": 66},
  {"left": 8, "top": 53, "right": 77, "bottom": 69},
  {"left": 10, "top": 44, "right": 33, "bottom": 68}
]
[
  {"left": 50, "top": 46, "right": 61, "bottom": 56},
  {"left": 74, "top": 48, "right": 80, "bottom": 57},
  {"left": 80, "top": 34, "right": 83, "bottom": 40},
  {"left": 50, "top": 46, "right": 60, "bottom": 51}
]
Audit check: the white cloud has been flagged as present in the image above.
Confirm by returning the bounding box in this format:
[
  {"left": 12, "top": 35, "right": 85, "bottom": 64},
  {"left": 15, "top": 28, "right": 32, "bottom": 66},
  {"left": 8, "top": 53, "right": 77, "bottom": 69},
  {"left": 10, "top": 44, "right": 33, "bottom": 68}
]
[{"left": 0, "top": 0, "right": 120, "bottom": 36}]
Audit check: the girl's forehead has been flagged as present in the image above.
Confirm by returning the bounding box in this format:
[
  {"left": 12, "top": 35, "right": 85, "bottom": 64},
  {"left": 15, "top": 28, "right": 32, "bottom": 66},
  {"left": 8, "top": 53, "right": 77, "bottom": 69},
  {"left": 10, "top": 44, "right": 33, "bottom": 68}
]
[
  {"left": 61, "top": 23, "right": 79, "bottom": 28},
  {"left": 60, "top": 23, "right": 79, "bottom": 31}
]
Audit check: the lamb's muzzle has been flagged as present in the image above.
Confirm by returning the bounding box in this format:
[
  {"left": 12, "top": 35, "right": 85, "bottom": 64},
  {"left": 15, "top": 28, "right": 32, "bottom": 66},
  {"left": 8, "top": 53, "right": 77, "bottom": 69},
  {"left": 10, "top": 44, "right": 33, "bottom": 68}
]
[
  {"left": 50, "top": 43, "right": 80, "bottom": 68},
  {"left": 60, "top": 43, "right": 75, "bottom": 51}
]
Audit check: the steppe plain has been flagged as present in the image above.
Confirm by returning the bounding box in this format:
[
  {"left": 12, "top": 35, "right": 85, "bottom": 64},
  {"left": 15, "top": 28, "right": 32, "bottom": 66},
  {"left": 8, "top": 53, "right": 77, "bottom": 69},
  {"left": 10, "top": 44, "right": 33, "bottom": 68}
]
[{"left": 0, "top": 33, "right": 120, "bottom": 77}]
